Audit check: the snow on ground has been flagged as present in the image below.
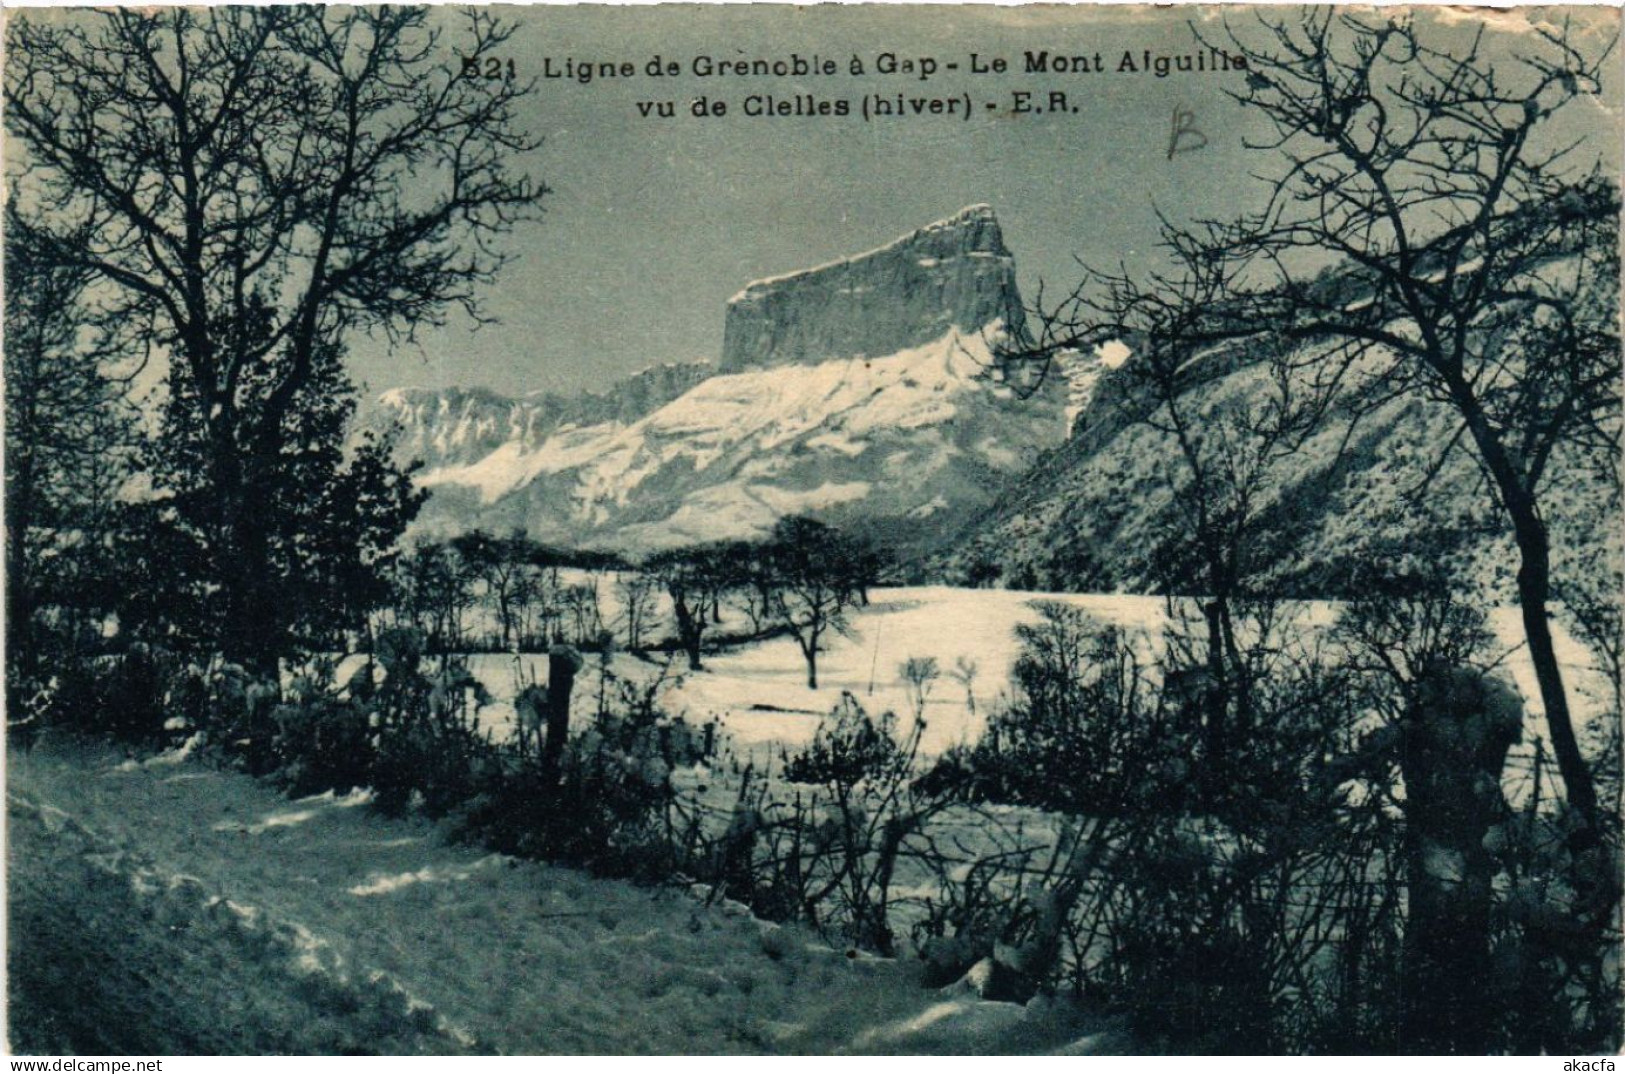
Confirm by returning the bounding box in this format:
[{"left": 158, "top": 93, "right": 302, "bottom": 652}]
[
  {"left": 12, "top": 585, "right": 1607, "bottom": 1053},
  {"left": 665, "top": 587, "right": 1168, "bottom": 762},
  {"left": 7, "top": 741, "right": 1131, "bottom": 1055},
  {"left": 381, "top": 583, "right": 1608, "bottom": 801}
]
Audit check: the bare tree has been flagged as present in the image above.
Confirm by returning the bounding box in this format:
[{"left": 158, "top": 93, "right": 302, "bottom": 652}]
[
  {"left": 614, "top": 570, "right": 658, "bottom": 653},
  {"left": 561, "top": 580, "right": 604, "bottom": 647},
  {"left": 5, "top": 7, "right": 546, "bottom": 666},
  {"left": 648, "top": 546, "right": 720, "bottom": 671},
  {"left": 719, "top": 538, "right": 780, "bottom": 637},
  {"left": 767, "top": 517, "right": 864, "bottom": 690},
  {"left": 1214, "top": 11, "right": 1618, "bottom": 841},
  {"left": 1334, "top": 587, "right": 1523, "bottom": 1053},
  {"left": 398, "top": 541, "right": 475, "bottom": 654},
  {"left": 1006, "top": 9, "right": 1618, "bottom": 842},
  {"left": 3, "top": 205, "right": 137, "bottom": 677},
  {"left": 518, "top": 562, "right": 563, "bottom": 648},
  {"left": 453, "top": 529, "right": 531, "bottom": 650},
  {"left": 1008, "top": 216, "right": 1346, "bottom": 795}
]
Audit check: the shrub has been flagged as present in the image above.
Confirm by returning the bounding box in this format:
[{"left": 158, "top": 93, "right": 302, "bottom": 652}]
[
  {"left": 362, "top": 640, "right": 494, "bottom": 817},
  {"left": 782, "top": 692, "right": 902, "bottom": 789},
  {"left": 464, "top": 711, "right": 700, "bottom": 880},
  {"left": 770, "top": 695, "right": 937, "bottom": 956},
  {"left": 271, "top": 695, "right": 373, "bottom": 797},
  {"left": 927, "top": 604, "right": 1187, "bottom": 817},
  {"left": 45, "top": 643, "right": 179, "bottom": 746}
]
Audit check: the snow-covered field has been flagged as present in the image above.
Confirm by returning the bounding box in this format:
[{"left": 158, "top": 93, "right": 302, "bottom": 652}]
[
  {"left": 433, "top": 584, "right": 1609, "bottom": 801},
  {"left": 665, "top": 587, "right": 1169, "bottom": 761}
]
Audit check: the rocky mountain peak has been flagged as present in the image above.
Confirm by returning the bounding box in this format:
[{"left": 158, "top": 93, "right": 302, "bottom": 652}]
[
  {"left": 372, "top": 206, "right": 1067, "bottom": 556},
  {"left": 720, "top": 204, "right": 1024, "bottom": 372}
]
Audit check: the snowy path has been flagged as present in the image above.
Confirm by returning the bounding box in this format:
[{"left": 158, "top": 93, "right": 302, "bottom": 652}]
[{"left": 7, "top": 741, "right": 1130, "bottom": 1055}]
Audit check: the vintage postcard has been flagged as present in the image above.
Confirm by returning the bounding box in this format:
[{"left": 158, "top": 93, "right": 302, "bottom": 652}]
[{"left": 4, "top": 2, "right": 1621, "bottom": 1057}]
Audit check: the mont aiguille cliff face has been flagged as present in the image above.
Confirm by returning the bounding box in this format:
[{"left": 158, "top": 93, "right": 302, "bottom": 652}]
[{"left": 719, "top": 204, "right": 1026, "bottom": 373}]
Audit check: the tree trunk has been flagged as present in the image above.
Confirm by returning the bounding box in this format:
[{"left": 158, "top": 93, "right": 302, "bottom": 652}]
[
  {"left": 1512, "top": 524, "right": 1598, "bottom": 829},
  {"left": 675, "top": 598, "right": 703, "bottom": 671},
  {"left": 1511, "top": 517, "right": 1620, "bottom": 1027},
  {"left": 541, "top": 644, "right": 583, "bottom": 783},
  {"left": 1200, "top": 598, "right": 1230, "bottom": 801},
  {"left": 861, "top": 816, "right": 911, "bottom": 956},
  {"left": 6, "top": 434, "right": 38, "bottom": 685},
  {"left": 1454, "top": 389, "right": 1599, "bottom": 838},
  {"left": 212, "top": 443, "right": 280, "bottom": 675},
  {"left": 233, "top": 510, "right": 278, "bottom": 670},
  {"left": 1399, "top": 666, "right": 1522, "bottom": 1054}
]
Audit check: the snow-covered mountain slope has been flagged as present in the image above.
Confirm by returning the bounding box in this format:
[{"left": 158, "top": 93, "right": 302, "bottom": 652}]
[
  {"left": 372, "top": 207, "right": 1068, "bottom": 554},
  {"left": 940, "top": 260, "right": 1620, "bottom": 605},
  {"left": 369, "top": 363, "right": 712, "bottom": 470},
  {"left": 402, "top": 326, "right": 1065, "bottom": 553}
]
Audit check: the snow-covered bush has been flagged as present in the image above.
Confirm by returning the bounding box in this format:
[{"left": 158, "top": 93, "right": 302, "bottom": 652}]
[
  {"left": 911, "top": 844, "right": 1047, "bottom": 992},
  {"left": 361, "top": 631, "right": 494, "bottom": 816},
  {"left": 912, "top": 598, "right": 1413, "bottom": 1050},
  {"left": 223, "top": 630, "right": 501, "bottom": 815},
  {"left": 270, "top": 690, "right": 372, "bottom": 797},
  {"left": 461, "top": 733, "right": 667, "bottom": 879},
  {"left": 37, "top": 642, "right": 181, "bottom": 745},
  {"left": 461, "top": 667, "right": 714, "bottom": 881},
  {"left": 742, "top": 695, "right": 943, "bottom": 956},
  {"left": 923, "top": 604, "right": 1184, "bottom": 817},
  {"left": 781, "top": 693, "right": 903, "bottom": 791}
]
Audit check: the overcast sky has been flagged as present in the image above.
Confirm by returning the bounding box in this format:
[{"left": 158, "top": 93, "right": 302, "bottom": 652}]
[{"left": 347, "top": 4, "right": 1622, "bottom": 399}]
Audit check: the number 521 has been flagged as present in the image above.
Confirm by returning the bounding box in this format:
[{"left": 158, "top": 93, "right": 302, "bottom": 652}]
[{"left": 460, "top": 56, "right": 516, "bottom": 80}]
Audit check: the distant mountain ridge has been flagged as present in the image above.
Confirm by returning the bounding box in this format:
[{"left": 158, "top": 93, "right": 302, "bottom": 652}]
[
  {"left": 367, "top": 206, "right": 1068, "bottom": 555},
  {"left": 372, "top": 362, "right": 712, "bottom": 470}
]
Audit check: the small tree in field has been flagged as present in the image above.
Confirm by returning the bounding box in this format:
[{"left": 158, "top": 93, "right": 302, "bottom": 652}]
[
  {"left": 765, "top": 517, "right": 865, "bottom": 690},
  {"left": 561, "top": 580, "right": 604, "bottom": 647},
  {"left": 453, "top": 530, "right": 532, "bottom": 650},
  {"left": 648, "top": 547, "right": 716, "bottom": 671},
  {"left": 517, "top": 560, "right": 563, "bottom": 649},
  {"left": 950, "top": 656, "right": 980, "bottom": 716},
  {"left": 899, "top": 656, "right": 940, "bottom": 723},
  {"left": 717, "top": 539, "right": 780, "bottom": 636},
  {"left": 615, "top": 570, "right": 658, "bottom": 653},
  {"left": 398, "top": 542, "right": 475, "bottom": 654}
]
